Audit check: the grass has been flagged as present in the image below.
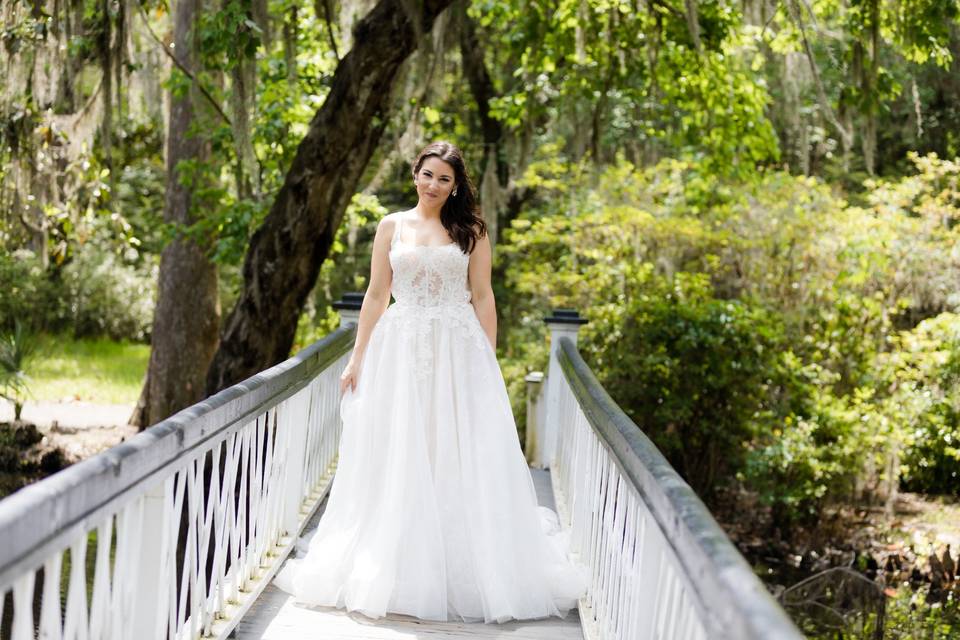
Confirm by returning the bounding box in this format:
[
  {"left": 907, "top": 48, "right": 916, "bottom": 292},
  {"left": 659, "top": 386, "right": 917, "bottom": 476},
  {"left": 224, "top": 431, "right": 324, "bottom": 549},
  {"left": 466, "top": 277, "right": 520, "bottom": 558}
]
[{"left": 25, "top": 333, "right": 149, "bottom": 404}]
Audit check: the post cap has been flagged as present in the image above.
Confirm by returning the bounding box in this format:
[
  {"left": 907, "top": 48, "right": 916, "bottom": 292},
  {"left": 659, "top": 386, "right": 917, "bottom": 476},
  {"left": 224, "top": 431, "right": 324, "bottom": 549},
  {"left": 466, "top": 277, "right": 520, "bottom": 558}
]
[
  {"left": 543, "top": 308, "right": 589, "bottom": 325},
  {"left": 332, "top": 292, "right": 365, "bottom": 311}
]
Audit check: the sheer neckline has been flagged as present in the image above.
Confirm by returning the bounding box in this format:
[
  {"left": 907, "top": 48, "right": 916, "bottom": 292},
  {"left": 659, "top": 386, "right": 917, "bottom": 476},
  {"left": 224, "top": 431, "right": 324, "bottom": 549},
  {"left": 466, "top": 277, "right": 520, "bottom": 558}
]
[
  {"left": 395, "top": 237, "right": 458, "bottom": 249},
  {"left": 393, "top": 211, "right": 458, "bottom": 249}
]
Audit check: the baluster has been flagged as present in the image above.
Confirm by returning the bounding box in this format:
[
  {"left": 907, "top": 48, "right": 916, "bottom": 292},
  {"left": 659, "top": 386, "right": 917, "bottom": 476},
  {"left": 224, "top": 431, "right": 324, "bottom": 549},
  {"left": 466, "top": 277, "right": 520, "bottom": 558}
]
[
  {"left": 87, "top": 516, "right": 113, "bottom": 639},
  {"left": 624, "top": 497, "right": 641, "bottom": 640},
  {"left": 236, "top": 424, "right": 252, "bottom": 591},
  {"left": 39, "top": 553, "right": 63, "bottom": 640},
  {"left": 675, "top": 591, "right": 694, "bottom": 640},
  {"left": 225, "top": 430, "right": 243, "bottom": 608},
  {"left": 11, "top": 570, "right": 35, "bottom": 640},
  {"left": 197, "top": 445, "right": 219, "bottom": 635},
  {"left": 208, "top": 438, "right": 234, "bottom": 620},
  {"left": 165, "top": 472, "right": 186, "bottom": 640},
  {"left": 63, "top": 535, "right": 89, "bottom": 640},
  {"left": 110, "top": 496, "right": 143, "bottom": 638},
  {"left": 180, "top": 456, "right": 203, "bottom": 639}
]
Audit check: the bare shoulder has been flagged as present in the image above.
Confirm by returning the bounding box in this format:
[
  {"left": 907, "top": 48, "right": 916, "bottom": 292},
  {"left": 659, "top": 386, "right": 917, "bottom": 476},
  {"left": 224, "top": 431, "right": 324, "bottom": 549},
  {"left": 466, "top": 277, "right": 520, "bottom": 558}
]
[
  {"left": 376, "top": 211, "right": 402, "bottom": 237},
  {"left": 468, "top": 225, "right": 492, "bottom": 257},
  {"left": 382, "top": 211, "right": 401, "bottom": 228}
]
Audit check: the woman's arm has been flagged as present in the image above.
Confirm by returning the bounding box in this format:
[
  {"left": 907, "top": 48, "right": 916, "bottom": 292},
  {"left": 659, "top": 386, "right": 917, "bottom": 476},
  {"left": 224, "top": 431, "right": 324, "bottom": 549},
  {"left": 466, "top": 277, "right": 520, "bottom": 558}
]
[
  {"left": 468, "top": 231, "right": 497, "bottom": 351},
  {"left": 341, "top": 215, "right": 395, "bottom": 392}
]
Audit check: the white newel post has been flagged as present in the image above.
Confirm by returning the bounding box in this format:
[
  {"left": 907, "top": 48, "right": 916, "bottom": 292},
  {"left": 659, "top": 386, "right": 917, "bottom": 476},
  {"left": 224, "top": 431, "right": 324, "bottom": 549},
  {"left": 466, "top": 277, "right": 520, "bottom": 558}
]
[
  {"left": 130, "top": 479, "right": 172, "bottom": 639},
  {"left": 541, "top": 309, "right": 588, "bottom": 469},
  {"left": 524, "top": 371, "right": 545, "bottom": 467},
  {"left": 333, "top": 292, "right": 364, "bottom": 330}
]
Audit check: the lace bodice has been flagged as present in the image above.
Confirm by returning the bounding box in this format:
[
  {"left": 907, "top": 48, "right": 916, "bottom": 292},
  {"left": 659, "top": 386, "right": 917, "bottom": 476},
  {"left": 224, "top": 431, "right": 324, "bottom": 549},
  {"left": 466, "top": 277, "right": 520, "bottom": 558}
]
[
  {"left": 388, "top": 211, "right": 472, "bottom": 308},
  {"left": 376, "top": 211, "right": 491, "bottom": 379}
]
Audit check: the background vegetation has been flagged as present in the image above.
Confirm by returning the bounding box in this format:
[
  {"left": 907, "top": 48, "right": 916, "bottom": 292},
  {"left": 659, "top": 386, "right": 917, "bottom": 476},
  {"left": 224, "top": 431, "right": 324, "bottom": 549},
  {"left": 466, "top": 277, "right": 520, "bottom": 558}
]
[{"left": 2, "top": 0, "right": 959, "bottom": 636}]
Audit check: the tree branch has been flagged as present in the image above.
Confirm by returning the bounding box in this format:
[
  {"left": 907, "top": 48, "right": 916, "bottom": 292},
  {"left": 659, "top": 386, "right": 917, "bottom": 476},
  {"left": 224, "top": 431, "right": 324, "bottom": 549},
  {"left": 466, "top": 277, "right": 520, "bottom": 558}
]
[
  {"left": 320, "top": 0, "right": 340, "bottom": 60},
  {"left": 683, "top": 0, "right": 702, "bottom": 53},
  {"left": 785, "top": 0, "right": 853, "bottom": 149},
  {"left": 133, "top": 0, "right": 233, "bottom": 127}
]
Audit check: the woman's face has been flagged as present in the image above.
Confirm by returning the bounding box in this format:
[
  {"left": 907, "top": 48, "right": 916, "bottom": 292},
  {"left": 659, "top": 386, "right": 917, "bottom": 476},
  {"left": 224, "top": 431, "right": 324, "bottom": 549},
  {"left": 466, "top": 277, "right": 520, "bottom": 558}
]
[{"left": 414, "top": 156, "right": 457, "bottom": 205}]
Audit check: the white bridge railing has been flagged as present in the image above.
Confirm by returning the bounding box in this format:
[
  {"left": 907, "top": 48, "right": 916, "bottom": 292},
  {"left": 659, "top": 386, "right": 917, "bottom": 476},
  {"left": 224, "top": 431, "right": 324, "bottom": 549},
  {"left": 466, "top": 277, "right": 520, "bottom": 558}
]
[
  {"left": 535, "top": 309, "right": 804, "bottom": 640},
  {"left": 0, "top": 297, "right": 803, "bottom": 640},
  {"left": 0, "top": 315, "right": 357, "bottom": 640}
]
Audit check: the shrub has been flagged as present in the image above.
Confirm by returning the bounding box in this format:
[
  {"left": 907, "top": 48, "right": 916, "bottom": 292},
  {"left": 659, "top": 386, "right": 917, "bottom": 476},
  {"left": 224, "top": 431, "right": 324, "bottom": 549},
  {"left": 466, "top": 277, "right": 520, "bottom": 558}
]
[
  {"left": 883, "top": 312, "right": 960, "bottom": 494},
  {"left": 0, "top": 249, "right": 56, "bottom": 332},
  {"left": 497, "top": 152, "right": 960, "bottom": 525},
  {"left": 582, "top": 271, "right": 783, "bottom": 496},
  {"left": 0, "top": 245, "right": 157, "bottom": 342},
  {"left": 56, "top": 247, "right": 158, "bottom": 342},
  {"left": 742, "top": 361, "right": 889, "bottom": 525}
]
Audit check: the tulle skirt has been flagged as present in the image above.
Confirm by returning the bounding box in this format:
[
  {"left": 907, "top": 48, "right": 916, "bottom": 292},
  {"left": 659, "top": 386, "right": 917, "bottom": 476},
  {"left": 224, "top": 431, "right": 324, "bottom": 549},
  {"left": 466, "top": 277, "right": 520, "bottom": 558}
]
[{"left": 273, "top": 302, "right": 588, "bottom": 623}]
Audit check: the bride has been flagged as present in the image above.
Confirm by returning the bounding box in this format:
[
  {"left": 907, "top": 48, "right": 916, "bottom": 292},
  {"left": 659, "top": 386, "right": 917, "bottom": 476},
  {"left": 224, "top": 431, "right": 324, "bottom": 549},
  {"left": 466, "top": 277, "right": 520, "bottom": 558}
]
[{"left": 273, "top": 140, "right": 588, "bottom": 624}]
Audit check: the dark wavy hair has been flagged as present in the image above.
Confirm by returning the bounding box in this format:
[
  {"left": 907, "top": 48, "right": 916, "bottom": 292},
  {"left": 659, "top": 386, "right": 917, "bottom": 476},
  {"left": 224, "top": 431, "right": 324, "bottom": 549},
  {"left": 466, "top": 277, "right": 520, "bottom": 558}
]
[{"left": 411, "top": 141, "right": 487, "bottom": 254}]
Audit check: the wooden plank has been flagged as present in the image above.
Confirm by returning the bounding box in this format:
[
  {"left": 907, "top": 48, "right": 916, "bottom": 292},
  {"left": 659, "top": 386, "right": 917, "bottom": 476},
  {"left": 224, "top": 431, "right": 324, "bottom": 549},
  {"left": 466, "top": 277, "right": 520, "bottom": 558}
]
[
  {"left": 233, "top": 584, "right": 582, "bottom": 639},
  {"left": 528, "top": 467, "right": 556, "bottom": 511},
  {"left": 233, "top": 468, "right": 583, "bottom": 640}
]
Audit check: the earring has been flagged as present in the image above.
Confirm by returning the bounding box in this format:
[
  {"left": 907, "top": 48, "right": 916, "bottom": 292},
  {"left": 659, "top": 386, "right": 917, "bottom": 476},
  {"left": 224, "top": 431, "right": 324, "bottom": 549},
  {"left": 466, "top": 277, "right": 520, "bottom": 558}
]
[{"left": 452, "top": 189, "right": 458, "bottom": 196}]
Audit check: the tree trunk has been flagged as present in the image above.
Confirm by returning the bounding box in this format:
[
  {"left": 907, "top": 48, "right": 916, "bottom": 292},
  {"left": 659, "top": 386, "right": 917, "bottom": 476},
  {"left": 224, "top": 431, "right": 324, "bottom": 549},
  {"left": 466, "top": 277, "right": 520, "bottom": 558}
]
[
  {"left": 205, "top": 0, "right": 454, "bottom": 395},
  {"left": 98, "top": 0, "right": 114, "bottom": 182},
  {"left": 861, "top": 0, "right": 880, "bottom": 176},
  {"left": 134, "top": 0, "right": 220, "bottom": 429},
  {"left": 457, "top": 0, "right": 509, "bottom": 246}
]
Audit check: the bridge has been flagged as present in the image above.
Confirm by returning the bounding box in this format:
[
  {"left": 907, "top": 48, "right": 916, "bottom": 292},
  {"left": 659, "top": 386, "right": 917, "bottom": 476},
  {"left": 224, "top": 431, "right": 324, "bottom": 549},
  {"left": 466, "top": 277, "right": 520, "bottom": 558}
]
[{"left": 0, "top": 295, "right": 804, "bottom": 640}]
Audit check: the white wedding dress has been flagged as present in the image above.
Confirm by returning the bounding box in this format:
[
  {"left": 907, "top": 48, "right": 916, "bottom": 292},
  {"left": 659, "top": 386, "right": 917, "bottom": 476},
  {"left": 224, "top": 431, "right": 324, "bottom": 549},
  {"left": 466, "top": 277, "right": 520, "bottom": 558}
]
[{"left": 273, "top": 210, "right": 588, "bottom": 623}]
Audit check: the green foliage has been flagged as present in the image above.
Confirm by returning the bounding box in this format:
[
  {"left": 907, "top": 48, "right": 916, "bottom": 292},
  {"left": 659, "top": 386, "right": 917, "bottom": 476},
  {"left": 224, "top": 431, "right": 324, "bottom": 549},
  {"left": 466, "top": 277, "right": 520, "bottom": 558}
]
[
  {"left": 737, "top": 153, "right": 960, "bottom": 520},
  {"left": 587, "top": 273, "right": 783, "bottom": 495},
  {"left": 881, "top": 583, "right": 959, "bottom": 640},
  {"left": 501, "top": 151, "right": 734, "bottom": 312},
  {"left": 181, "top": 189, "right": 270, "bottom": 265},
  {"left": 0, "top": 320, "right": 40, "bottom": 420},
  {"left": 293, "top": 193, "right": 388, "bottom": 355},
  {"left": 883, "top": 313, "right": 960, "bottom": 493},
  {"left": 652, "top": 34, "right": 782, "bottom": 176},
  {"left": 197, "top": 1, "right": 262, "bottom": 65},
  {"left": 0, "top": 229, "right": 157, "bottom": 344},
  {"left": 743, "top": 370, "right": 894, "bottom": 523},
  {"left": 477, "top": 0, "right": 780, "bottom": 173},
  {"left": 108, "top": 122, "right": 168, "bottom": 257},
  {"left": 0, "top": 250, "right": 55, "bottom": 332},
  {"left": 167, "top": 0, "right": 342, "bottom": 269},
  {"left": 755, "top": 0, "right": 960, "bottom": 175},
  {"left": 55, "top": 246, "right": 158, "bottom": 342},
  {"left": 500, "top": 155, "right": 781, "bottom": 494},
  {"left": 499, "top": 150, "right": 960, "bottom": 526}
]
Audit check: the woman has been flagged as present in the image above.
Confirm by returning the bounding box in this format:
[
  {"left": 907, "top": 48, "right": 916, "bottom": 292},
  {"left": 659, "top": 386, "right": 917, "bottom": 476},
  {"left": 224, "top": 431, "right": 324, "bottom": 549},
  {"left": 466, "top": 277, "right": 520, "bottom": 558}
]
[{"left": 273, "top": 141, "right": 588, "bottom": 624}]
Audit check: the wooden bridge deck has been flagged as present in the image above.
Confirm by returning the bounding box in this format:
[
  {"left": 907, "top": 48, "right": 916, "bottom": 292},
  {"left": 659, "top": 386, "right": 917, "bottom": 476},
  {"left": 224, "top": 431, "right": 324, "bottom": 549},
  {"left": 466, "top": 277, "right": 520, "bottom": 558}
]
[{"left": 232, "top": 467, "right": 584, "bottom": 640}]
